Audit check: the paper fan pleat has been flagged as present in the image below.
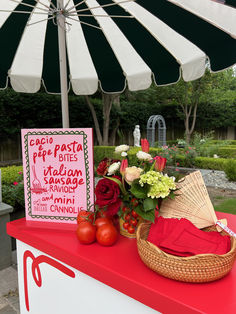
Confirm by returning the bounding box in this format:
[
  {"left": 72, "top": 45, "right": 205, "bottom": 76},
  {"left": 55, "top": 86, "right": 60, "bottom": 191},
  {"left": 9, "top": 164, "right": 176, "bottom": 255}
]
[{"left": 159, "top": 171, "right": 219, "bottom": 229}]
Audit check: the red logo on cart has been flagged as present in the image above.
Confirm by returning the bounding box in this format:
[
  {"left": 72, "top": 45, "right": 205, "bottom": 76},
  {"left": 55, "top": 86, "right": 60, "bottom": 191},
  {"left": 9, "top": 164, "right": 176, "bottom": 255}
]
[{"left": 23, "top": 250, "right": 75, "bottom": 312}]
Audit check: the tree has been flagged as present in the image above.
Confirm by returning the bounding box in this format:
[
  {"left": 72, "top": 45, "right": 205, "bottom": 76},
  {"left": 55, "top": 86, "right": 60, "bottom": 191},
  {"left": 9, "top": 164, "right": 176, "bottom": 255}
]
[
  {"left": 85, "top": 92, "right": 120, "bottom": 146},
  {"left": 166, "top": 71, "right": 216, "bottom": 143},
  {"left": 155, "top": 69, "right": 236, "bottom": 143},
  {"left": 125, "top": 69, "right": 236, "bottom": 143}
]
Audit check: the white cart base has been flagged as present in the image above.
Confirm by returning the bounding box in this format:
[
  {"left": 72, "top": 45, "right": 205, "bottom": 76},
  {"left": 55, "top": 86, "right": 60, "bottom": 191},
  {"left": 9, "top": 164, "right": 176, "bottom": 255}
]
[{"left": 17, "top": 240, "right": 159, "bottom": 314}]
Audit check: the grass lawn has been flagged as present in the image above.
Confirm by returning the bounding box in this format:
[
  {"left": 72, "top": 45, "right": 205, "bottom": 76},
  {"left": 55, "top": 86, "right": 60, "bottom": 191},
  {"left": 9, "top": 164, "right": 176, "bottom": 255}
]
[{"left": 214, "top": 198, "right": 236, "bottom": 215}]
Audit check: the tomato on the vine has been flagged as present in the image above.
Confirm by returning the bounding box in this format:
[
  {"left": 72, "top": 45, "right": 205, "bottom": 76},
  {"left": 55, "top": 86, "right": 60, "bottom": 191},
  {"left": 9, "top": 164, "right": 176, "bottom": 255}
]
[
  {"left": 124, "top": 213, "right": 131, "bottom": 221},
  {"left": 76, "top": 221, "right": 96, "bottom": 244},
  {"left": 131, "top": 210, "right": 138, "bottom": 218},
  {"left": 122, "top": 206, "right": 128, "bottom": 212},
  {"left": 123, "top": 222, "right": 129, "bottom": 230},
  {"left": 130, "top": 218, "right": 138, "bottom": 227},
  {"left": 77, "top": 210, "right": 94, "bottom": 224},
  {"left": 95, "top": 217, "right": 112, "bottom": 229},
  {"left": 96, "top": 224, "right": 118, "bottom": 246},
  {"left": 128, "top": 225, "right": 135, "bottom": 234},
  {"left": 131, "top": 198, "right": 139, "bottom": 207}
]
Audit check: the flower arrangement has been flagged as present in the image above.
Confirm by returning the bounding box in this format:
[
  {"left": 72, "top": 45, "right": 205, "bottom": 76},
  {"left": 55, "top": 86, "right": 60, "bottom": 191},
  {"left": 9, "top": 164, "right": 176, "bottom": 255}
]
[{"left": 95, "top": 139, "right": 177, "bottom": 235}]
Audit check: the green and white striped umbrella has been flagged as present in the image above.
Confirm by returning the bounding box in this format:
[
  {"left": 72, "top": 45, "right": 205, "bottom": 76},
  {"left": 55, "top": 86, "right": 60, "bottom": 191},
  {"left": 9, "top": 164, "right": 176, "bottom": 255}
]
[{"left": 0, "top": 0, "right": 235, "bottom": 127}]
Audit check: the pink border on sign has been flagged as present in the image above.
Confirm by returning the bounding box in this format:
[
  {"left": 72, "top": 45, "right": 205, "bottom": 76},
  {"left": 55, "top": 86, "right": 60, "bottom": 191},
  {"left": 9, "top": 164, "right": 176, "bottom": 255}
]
[{"left": 21, "top": 129, "right": 94, "bottom": 224}]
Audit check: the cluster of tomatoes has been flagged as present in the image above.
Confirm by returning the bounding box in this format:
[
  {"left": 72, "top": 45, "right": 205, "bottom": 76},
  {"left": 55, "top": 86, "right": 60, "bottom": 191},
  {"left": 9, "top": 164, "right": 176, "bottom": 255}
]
[
  {"left": 76, "top": 210, "right": 118, "bottom": 246},
  {"left": 122, "top": 199, "right": 140, "bottom": 234}
]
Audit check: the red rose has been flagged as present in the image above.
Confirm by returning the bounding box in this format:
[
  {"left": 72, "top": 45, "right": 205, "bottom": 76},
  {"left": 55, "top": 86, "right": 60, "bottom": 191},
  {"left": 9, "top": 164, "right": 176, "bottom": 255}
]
[
  {"left": 95, "top": 176, "right": 122, "bottom": 216},
  {"left": 96, "top": 158, "right": 109, "bottom": 176},
  {"left": 96, "top": 158, "right": 120, "bottom": 176}
]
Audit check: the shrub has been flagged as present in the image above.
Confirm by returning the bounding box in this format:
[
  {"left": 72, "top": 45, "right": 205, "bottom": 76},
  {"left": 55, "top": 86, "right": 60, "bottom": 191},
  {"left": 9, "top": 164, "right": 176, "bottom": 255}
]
[
  {"left": 158, "top": 145, "right": 179, "bottom": 166},
  {"left": 166, "top": 140, "right": 178, "bottom": 146},
  {"left": 209, "top": 140, "right": 236, "bottom": 146},
  {"left": 93, "top": 146, "right": 116, "bottom": 165},
  {"left": 154, "top": 140, "right": 177, "bottom": 147},
  {"left": 223, "top": 160, "right": 236, "bottom": 181},
  {"left": 194, "top": 157, "right": 227, "bottom": 170},
  {"left": 2, "top": 182, "right": 25, "bottom": 209},
  {"left": 1, "top": 167, "right": 24, "bottom": 210},
  {"left": 1, "top": 165, "right": 23, "bottom": 184},
  {"left": 217, "top": 146, "right": 236, "bottom": 159},
  {"left": 174, "top": 155, "right": 230, "bottom": 171}
]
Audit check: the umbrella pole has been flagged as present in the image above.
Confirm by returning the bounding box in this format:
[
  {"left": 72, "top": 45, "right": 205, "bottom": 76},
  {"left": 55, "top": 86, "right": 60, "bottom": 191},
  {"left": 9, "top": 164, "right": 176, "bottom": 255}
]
[{"left": 57, "top": 0, "right": 69, "bottom": 128}]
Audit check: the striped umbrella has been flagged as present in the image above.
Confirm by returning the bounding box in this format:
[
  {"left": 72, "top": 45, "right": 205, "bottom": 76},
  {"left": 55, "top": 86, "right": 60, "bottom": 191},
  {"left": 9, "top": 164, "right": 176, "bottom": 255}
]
[{"left": 0, "top": 0, "right": 235, "bottom": 127}]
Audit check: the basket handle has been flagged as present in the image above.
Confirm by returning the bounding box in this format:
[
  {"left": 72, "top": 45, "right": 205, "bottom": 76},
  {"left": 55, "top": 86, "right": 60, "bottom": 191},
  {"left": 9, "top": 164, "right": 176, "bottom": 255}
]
[{"left": 216, "top": 221, "right": 236, "bottom": 238}]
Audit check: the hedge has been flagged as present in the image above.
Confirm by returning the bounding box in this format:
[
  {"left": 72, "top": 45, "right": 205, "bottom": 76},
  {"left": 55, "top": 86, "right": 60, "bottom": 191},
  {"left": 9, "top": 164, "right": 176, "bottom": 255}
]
[
  {"left": 174, "top": 155, "right": 236, "bottom": 171},
  {"left": 217, "top": 146, "right": 236, "bottom": 158},
  {"left": 193, "top": 157, "right": 230, "bottom": 170},
  {"left": 208, "top": 140, "right": 236, "bottom": 145}
]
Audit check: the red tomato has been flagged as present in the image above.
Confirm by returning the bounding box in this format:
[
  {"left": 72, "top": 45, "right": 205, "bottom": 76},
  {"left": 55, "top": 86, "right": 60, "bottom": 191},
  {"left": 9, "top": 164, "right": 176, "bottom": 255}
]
[
  {"left": 128, "top": 225, "right": 135, "bottom": 234},
  {"left": 130, "top": 218, "right": 138, "bottom": 227},
  {"left": 131, "top": 198, "right": 139, "bottom": 207},
  {"left": 123, "top": 222, "right": 129, "bottom": 230},
  {"left": 76, "top": 222, "right": 96, "bottom": 244},
  {"left": 77, "top": 210, "right": 94, "bottom": 224},
  {"left": 122, "top": 206, "right": 128, "bottom": 212},
  {"left": 95, "top": 217, "right": 112, "bottom": 229},
  {"left": 96, "top": 224, "right": 118, "bottom": 246},
  {"left": 131, "top": 210, "right": 138, "bottom": 218},
  {"left": 124, "top": 213, "right": 131, "bottom": 222}
]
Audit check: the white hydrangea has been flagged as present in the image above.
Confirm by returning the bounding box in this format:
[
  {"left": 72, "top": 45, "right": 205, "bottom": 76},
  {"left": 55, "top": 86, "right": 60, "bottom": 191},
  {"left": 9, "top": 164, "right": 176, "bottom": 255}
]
[
  {"left": 121, "top": 151, "right": 127, "bottom": 157},
  {"left": 115, "top": 145, "right": 129, "bottom": 154},
  {"left": 136, "top": 151, "right": 152, "bottom": 161},
  {"left": 107, "top": 162, "right": 120, "bottom": 176}
]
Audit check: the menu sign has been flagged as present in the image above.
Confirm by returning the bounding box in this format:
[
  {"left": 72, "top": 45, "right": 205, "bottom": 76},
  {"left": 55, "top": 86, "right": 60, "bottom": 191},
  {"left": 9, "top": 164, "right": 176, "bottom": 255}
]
[{"left": 21, "top": 129, "right": 94, "bottom": 223}]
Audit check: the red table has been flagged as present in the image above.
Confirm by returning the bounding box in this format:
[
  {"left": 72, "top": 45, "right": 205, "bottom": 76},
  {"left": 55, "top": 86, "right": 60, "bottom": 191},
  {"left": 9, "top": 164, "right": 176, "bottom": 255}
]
[{"left": 7, "top": 212, "right": 236, "bottom": 314}]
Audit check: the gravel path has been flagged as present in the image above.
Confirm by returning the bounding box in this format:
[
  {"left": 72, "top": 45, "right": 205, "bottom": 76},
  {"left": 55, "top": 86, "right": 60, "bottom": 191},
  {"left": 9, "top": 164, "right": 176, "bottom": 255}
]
[{"left": 200, "top": 170, "right": 236, "bottom": 190}]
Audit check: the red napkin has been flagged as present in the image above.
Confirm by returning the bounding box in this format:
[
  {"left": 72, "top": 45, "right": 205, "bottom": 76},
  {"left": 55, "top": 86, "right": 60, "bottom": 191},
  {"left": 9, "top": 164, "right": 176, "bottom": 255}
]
[{"left": 147, "top": 217, "right": 231, "bottom": 257}]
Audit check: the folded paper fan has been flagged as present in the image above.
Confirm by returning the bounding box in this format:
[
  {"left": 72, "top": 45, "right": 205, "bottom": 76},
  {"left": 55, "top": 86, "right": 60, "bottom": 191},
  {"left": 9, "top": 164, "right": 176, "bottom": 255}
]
[{"left": 159, "top": 171, "right": 228, "bottom": 231}]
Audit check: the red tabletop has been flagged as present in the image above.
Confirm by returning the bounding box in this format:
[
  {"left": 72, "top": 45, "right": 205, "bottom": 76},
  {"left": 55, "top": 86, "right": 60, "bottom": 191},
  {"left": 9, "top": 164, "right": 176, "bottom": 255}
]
[{"left": 7, "top": 212, "right": 236, "bottom": 314}]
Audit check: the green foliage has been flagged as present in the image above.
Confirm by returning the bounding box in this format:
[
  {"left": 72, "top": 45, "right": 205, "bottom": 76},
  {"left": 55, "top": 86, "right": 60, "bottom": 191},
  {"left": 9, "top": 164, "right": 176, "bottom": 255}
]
[
  {"left": 93, "top": 146, "right": 117, "bottom": 165},
  {"left": 2, "top": 182, "right": 25, "bottom": 209},
  {"left": 130, "top": 181, "right": 148, "bottom": 199},
  {"left": 158, "top": 146, "right": 179, "bottom": 166},
  {"left": 223, "top": 160, "right": 236, "bottom": 181},
  {"left": 1, "top": 165, "right": 23, "bottom": 184},
  {"left": 174, "top": 155, "right": 230, "bottom": 171},
  {"left": 1, "top": 166, "right": 24, "bottom": 210},
  {"left": 194, "top": 157, "right": 227, "bottom": 170},
  {"left": 0, "top": 89, "right": 103, "bottom": 136},
  {"left": 217, "top": 146, "right": 236, "bottom": 159},
  {"left": 166, "top": 140, "right": 178, "bottom": 146},
  {"left": 209, "top": 140, "right": 236, "bottom": 145}
]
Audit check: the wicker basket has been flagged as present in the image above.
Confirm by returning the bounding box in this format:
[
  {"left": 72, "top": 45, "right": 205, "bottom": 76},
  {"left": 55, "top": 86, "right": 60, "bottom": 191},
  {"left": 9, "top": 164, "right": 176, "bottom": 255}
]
[
  {"left": 136, "top": 222, "right": 236, "bottom": 283},
  {"left": 119, "top": 216, "right": 145, "bottom": 238}
]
